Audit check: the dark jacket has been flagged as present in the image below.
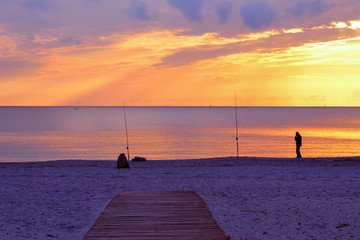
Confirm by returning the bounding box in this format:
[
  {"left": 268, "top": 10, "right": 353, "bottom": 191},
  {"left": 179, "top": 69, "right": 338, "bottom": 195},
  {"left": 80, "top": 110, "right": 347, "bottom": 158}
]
[{"left": 295, "top": 134, "right": 302, "bottom": 147}]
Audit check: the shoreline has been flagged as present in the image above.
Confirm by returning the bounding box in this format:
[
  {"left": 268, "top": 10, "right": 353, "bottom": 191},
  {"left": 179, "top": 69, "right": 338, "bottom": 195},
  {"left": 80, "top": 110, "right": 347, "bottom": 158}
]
[
  {"left": 2, "top": 155, "right": 360, "bottom": 164},
  {"left": 1, "top": 157, "right": 360, "bottom": 239}
]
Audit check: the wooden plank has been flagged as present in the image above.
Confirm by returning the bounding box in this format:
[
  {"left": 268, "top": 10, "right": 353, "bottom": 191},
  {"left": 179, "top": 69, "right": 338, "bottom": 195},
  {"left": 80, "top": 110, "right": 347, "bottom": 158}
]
[{"left": 83, "top": 191, "right": 228, "bottom": 240}]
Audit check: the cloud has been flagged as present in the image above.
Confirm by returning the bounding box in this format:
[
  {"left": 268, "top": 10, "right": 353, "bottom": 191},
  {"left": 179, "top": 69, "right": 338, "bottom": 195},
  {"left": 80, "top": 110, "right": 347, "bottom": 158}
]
[
  {"left": 240, "top": 1, "right": 277, "bottom": 29},
  {"left": 167, "top": 0, "right": 205, "bottom": 22},
  {"left": 290, "top": 0, "right": 334, "bottom": 18},
  {"left": 127, "top": 0, "right": 150, "bottom": 21},
  {"left": 24, "top": 0, "right": 50, "bottom": 11},
  {"left": 0, "top": 57, "right": 41, "bottom": 79},
  {"left": 86, "top": 0, "right": 103, "bottom": 3},
  {"left": 216, "top": 1, "right": 233, "bottom": 24},
  {"left": 156, "top": 34, "right": 277, "bottom": 67},
  {"left": 156, "top": 46, "right": 229, "bottom": 67},
  {"left": 0, "top": 35, "right": 18, "bottom": 57},
  {"left": 156, "top": 19, "right": 360, "bottom": 67}
]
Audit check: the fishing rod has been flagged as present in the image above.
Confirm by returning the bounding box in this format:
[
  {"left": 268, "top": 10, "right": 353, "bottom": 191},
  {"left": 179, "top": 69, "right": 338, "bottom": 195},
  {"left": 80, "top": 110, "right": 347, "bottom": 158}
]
[
  {"left": 123, "top": 101, "right": 130, "bottom": 161},
  {"left": 235, "top": 91, "right": 239, "bottom": 157}
]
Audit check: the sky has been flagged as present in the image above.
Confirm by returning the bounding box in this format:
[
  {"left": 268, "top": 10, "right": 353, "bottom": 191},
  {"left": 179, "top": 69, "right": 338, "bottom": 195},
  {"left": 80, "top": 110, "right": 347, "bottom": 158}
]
[{"left": 1, "top": 0, "right": 360, "bottom": 106}]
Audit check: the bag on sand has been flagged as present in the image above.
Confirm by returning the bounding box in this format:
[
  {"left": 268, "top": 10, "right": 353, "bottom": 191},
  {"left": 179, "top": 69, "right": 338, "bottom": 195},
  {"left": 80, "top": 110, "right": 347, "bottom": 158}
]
[
  {"left": 117, "top": 153, "right": 130, "bottom": 169},
  {"left": 132, "top": 156, "right": 147, "bottom": 162}
]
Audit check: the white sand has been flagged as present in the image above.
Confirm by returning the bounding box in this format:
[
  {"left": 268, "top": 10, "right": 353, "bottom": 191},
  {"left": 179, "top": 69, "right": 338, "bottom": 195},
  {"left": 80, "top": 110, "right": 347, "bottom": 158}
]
[{"left": 1, "top": 157, "right": 360, "bottom": 240}]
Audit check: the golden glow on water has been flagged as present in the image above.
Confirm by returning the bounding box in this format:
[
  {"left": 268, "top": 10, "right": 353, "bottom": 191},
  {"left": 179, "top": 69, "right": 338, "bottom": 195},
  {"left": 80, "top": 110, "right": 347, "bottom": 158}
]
[
  {"left": 1, "top": 107, "right": 360, "bottom": 162},
  {"left": 1, "top": 126, "right": 360, "bottom": 162},
  {"left": 237, "top": 127, "right": 360, "bottom": 140},
  {"left": 303, "top": 128, "right": 360, "bottom": 140}
]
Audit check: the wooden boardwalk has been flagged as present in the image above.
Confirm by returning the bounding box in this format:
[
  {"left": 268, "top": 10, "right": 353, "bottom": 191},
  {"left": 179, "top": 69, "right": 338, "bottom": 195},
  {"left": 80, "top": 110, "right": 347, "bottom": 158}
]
[{"left": 83, "top": 191, "right": 228, "bottom": 240}]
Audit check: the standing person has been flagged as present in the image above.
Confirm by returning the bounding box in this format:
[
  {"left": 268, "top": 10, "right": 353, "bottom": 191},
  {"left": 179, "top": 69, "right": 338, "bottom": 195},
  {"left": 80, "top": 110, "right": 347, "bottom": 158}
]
[{"left": 295, "top": 132, "right": 302, "bottom": 158}]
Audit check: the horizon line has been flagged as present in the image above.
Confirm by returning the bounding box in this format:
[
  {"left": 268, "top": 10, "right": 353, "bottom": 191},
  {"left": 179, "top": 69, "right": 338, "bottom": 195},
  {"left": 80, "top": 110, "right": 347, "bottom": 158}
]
[{"left": 1, "top": 105, "right": 359, "bottom": 108}]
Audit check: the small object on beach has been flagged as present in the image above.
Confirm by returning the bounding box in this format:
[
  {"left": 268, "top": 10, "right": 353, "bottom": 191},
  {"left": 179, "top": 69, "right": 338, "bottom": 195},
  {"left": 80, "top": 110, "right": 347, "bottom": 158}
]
[
  {"left": 117, "top": 153, "right": 130, "bottom": 169},
  {"left": 132, "top": 156, "right": 147, "bottom": 162}
]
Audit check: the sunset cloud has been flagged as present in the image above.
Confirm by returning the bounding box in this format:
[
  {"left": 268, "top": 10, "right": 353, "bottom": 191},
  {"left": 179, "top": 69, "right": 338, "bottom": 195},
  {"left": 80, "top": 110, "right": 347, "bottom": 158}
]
[
  {"left": 24, "top": 0, "right": 52, "bottom": 11},
  {"left": 1, "top": 0, "right": 360, "bottom": 106},
  {"left": 0, "top": 58, "right": 42, "bottom": 79},
  {"left": 167, "top": 0, "right": 205, "bottom": 22},
  {"left": 127, "top": 0, "right": 150, "bottom": 21},
  {"left": 240, "top": 1, "right": 277, "bottom": 29},
  {"left": 216, "top": 1, "right": 233, "bottom": 24},
  {"left": 290, "top": 0, "right": 334, "bottom": 18}
]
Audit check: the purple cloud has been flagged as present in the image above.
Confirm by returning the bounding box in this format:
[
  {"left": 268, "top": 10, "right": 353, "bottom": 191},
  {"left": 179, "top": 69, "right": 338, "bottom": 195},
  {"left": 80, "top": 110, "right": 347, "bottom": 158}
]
[
  {"left": 24, "top": 0, "right": 50, "bottom": 11},
  {"left": 167, "top": 0, "right": 205, "bottom": 22},
  {"left": 291, "top": 0, "right": 334, "bottom": 18},
  {"left": 127, "top": 0, "right": 150, "bottom": 21},
  {"left": 87, "top": 0, "right": 103, "bottom": 3},
  {"left": 240, "top": 1, "right": 277, "bottom": 29},
  {"left": 0, "top": 57, "right": 42, "bottom": 79},
  {"left": 216, "top": 1, "right": 233, "bottom": 24},
  {"left": 156, "top": 25, "right": 351, "bottom": 67}
]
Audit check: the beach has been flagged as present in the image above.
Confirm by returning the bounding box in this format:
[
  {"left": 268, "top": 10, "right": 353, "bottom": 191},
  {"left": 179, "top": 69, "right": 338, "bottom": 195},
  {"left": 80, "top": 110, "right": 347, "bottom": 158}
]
[{"left": 1, "top": 157, "right": 360, "bottom": 240}]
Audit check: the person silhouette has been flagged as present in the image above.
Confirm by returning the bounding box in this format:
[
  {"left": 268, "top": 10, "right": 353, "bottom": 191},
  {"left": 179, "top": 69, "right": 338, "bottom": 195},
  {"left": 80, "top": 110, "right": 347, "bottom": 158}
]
[{"left": 295, "top": 132, "right": 302, "bottom": 158}]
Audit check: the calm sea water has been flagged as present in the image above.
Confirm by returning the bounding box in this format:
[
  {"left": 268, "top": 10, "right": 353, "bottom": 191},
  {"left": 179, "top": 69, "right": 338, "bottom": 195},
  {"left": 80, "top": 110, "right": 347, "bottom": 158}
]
[{"left": 0, "top": 106, "right": 360, "bottom": 162}]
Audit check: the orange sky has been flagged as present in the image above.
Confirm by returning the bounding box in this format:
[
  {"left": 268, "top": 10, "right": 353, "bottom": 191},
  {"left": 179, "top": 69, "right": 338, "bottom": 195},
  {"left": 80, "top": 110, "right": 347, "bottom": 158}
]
[{"left": 1, "top": 0, "right": 360, "bottom": 106}]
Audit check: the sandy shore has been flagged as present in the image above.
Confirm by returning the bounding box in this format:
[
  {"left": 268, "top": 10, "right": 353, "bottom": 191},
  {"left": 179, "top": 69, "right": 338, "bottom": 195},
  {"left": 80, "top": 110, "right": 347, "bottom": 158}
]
[{"left": 1, "top": 157, "right": 360, "bottom": 240}]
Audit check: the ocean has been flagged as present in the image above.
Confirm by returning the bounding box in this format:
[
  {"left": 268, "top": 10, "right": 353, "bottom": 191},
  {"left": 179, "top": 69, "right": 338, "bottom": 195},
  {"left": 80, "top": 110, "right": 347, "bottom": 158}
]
[{"left": 0, "top": 106, "right": 359, "bottom": 162}]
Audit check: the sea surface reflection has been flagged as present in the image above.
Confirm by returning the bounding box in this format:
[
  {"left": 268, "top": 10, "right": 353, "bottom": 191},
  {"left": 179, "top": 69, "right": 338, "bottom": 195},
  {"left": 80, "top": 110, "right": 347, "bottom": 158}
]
[{"left": 0, "top": 107, "right": 360, "bottom": 162}]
